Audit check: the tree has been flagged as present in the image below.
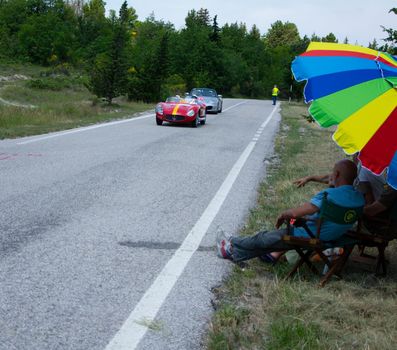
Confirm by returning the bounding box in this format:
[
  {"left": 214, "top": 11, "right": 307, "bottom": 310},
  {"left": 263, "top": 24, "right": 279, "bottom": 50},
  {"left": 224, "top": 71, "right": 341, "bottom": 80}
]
[
  {"left": 321, "top": 32, "right": 338, "bottom": 43},
  {"left": 209, "top": 15, "right": 220, "bottom": 42},
  {"left": 381, "top": 7, "right": 397, "bottom": 54},
  {"left": 310, "top": 33, "right": 321, "bottom": 42},
  {"left": 88, "top": 7, "right": 131, "bottom": 103},
  {"left": 264, "top": 21, "right": 300, "bottom": 48},
  {"left": 78, "top": 0, "right": 107, "bottom": 61},
  {"left": 119, "top": 0, "right": 137, "bottom": 31},
  {"left": 197, "top": 8, "right": 210, "bottom": 26},
  {"left": 18, "top": 0, "right": 77, "bottom": 64},
  {"left": 218, "top": 22, "right": 250, "bottom": 95},
  {"left": 127, "top": 15, "right": 173, "bottom": 102},
  {"left": 368, "top": 39, "right": 378, "bottom": 50}
]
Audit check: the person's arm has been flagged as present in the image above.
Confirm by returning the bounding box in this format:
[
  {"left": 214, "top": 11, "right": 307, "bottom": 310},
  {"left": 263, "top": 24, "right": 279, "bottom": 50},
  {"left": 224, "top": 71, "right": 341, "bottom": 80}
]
[
  {"left": 364, "top": 186, "right": 397, "bottom": 217},
  {"left": 293, "top": 174, "right": 331, "bottom": 188},
  {"left": 357, "top": 181, "right": 375, "bottom": 205},
  {"left": 276, "top": 202, "right": 319, "bottom": 228}
]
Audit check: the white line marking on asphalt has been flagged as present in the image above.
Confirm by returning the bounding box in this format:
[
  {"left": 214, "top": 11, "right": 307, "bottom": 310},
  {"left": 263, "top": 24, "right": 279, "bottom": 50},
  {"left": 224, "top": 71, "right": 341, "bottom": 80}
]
[
  {"left": 104, "top": 105, "right": 278, "bottom": 350},
  {"left": 222, "top": 101, "right": 247, "bottom": 112},
  {"left": 17, "top": 114, "right": 155, "bottom": 145},
  {"left": 15, "top": 101, "right": 247, "bottom": 145}
]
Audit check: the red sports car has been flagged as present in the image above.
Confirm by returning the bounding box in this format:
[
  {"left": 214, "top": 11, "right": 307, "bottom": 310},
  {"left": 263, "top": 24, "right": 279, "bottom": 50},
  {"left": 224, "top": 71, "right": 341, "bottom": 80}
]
[{"left": 155, "top": 96, "right": 206, "bottom": 127}]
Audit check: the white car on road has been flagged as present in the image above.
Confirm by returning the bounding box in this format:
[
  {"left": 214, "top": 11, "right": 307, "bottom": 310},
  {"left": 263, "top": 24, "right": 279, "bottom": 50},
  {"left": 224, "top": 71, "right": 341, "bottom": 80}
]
[{"left": 190, "top": 88, "right": 223, "bottom": 114}]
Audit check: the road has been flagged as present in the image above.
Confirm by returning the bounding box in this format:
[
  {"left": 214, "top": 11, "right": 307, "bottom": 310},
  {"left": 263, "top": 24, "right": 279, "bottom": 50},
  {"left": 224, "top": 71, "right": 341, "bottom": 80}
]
[{"left": 0, "top": 99, "right": 280, "bottom": 350}]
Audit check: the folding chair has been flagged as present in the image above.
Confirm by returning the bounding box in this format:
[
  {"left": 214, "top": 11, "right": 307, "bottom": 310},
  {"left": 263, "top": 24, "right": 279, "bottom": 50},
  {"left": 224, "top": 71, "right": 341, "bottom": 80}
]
[
  {"left": 348, "top": 203, "right": 397, "bottom": 276},
  {"left": 281, "top": 192, "right": 363, "bottom": 287}
]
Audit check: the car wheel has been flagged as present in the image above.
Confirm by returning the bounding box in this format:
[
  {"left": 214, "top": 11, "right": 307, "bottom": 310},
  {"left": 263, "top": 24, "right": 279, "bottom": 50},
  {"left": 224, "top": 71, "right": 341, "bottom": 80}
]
[
  {"left": 156, "top": 118, "right": 163, "bottom": 126},
  {"left": 218, "top": 103, "right": 222, "bottom": 113},
  {"left": 191, "top": 113, "right": 199, "bottom": 128}
]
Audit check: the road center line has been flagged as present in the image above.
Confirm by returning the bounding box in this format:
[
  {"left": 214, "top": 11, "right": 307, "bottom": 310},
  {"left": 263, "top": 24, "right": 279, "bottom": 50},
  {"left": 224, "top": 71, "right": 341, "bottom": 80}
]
[{"left": 105, "top": 105, "right": 278, "bottom": 350}]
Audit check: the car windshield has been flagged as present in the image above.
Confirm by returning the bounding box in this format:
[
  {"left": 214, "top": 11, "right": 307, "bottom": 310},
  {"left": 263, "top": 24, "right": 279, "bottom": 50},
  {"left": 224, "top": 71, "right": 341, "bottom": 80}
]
[
  {"left": 165, "top": 96, "right": 198, "bottom": 104},
  {"left": 191, "top": 88, "right": 217, "bottom": 97}
]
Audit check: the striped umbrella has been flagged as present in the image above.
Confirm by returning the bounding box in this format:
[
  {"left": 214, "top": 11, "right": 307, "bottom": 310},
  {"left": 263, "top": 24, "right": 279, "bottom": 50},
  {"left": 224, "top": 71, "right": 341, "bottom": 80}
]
[{"left": 292, "top": 42, "right": 397, "bottom": 189}]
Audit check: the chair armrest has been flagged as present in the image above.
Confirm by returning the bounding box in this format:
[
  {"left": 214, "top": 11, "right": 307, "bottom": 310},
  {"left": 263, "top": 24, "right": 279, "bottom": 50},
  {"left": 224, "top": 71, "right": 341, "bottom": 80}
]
[
  {"left": 282, "top": 235, "right": 322, "bottom": 248},
  {"left": 286, "top": 217, "right": 316, "bottom": 238},
  {"left": 346, "top": 230, "right": 390, "bottom": 244}
]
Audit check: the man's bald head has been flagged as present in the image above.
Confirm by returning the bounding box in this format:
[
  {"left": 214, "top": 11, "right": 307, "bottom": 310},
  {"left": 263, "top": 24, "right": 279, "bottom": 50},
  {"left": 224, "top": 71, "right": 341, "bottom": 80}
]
[{"left": 331, "top": 159, "right": 358, "bottom": 186}]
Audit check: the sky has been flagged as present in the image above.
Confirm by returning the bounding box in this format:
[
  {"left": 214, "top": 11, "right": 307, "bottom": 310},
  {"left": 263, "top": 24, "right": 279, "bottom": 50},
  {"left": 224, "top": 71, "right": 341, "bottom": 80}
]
[{"left": 105, "top": 0, "right": 396, "bottom": 46}]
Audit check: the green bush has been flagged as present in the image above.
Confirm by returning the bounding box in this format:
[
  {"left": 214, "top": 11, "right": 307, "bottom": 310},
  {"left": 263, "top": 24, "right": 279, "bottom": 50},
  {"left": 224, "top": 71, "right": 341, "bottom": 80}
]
[
  {"left": 25, "top": 76, "right": 87, "bottom": 91},
  {"left": 160, "top": 74, "right": 187, "bottom": 100},
  {"left": 26, "top": 78, "right": 68, "bottom": 91}
]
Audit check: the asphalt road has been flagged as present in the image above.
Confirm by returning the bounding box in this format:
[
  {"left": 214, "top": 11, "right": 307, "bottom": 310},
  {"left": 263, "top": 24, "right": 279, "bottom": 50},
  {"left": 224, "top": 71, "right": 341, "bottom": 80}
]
[{"left": 0, "top": 99, "right": 280, "bottom": 350}]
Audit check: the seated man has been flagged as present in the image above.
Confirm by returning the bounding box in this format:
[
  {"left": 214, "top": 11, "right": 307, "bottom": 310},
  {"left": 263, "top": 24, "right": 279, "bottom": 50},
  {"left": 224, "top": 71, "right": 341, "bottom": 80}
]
[
  {"left": 217, "top": 159, "right": 365, "bottom": 263},
  {"left": 296, "top": 166, "right": 397, "bottom": 236}
]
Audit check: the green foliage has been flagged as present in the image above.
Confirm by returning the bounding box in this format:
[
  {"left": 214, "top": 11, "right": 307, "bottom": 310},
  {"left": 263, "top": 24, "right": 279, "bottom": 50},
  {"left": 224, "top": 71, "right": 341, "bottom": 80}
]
[
  {"left": 160, "top": 74, "right": 186, "bottom": 99},
  {"left": 379, "top": 7, "right": 397, "bottom": 54},
  {"left": 264, "top": 20, "right": 300, "bottom": 48},
  {"left": 2, "top": 3, "right": 393, "bottom": 101},
  {"left": 26, "top": 75, "right": 85, "bottom": 91},
  {"left": 268, "top": 320, "right": 323, "bottom": 350},
  {"left": 87, "top": 5, "right": 131, "bottom": 104},
  {"left": 321, "top": 32, "right": 338, "bottom": 43},
  {"left": 127, "top": 16, "right": 172, "bottom": 102}
]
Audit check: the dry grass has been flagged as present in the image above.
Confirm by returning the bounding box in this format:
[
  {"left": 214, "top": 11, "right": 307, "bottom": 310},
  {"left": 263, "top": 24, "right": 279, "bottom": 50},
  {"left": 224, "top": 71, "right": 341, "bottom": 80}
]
[
  {"left": 207, "top": 102, "right": 397, "bottom": 350},
  {"left": 0, "top": 67, "right": 154, "bottom": 139}
]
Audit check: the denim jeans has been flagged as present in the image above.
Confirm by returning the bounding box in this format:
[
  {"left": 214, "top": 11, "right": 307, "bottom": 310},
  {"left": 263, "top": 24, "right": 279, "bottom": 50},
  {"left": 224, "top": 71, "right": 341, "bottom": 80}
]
[
  {"left": 230, "top": 228, "right": 290, "bottom": 262},
  {"left": 272, "top": 96, "right": 277, "bottom": 105}
]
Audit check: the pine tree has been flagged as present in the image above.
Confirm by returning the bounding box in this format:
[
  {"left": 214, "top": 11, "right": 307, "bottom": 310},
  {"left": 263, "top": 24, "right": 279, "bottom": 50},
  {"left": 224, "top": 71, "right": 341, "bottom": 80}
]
[
  {"left": 197, "top": 8, "right": 210, "bottom": 26},
  {"left": 88, "top": 7, "right": 130, "bottom": 104},
  {"left": 210, "top": 15, "right": 220, "bottom": 42}
]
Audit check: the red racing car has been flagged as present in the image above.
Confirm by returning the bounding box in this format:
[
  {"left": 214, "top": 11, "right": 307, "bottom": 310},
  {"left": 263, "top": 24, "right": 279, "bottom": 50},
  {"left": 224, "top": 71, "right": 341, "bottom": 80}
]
[{"left": 155, "top": 95, "right": 206, "bottom": 127}]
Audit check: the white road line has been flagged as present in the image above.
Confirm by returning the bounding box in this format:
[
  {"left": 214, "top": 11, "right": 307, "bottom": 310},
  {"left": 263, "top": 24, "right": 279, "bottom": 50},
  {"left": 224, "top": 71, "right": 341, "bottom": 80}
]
[
  {"left": 15, "top": 101, "right": 247, "bottom": 145},
  {"left": 17, "top": 114, "right": 155, "bottom": 145},
  {"left": 104, "top": 105, "right": 278, "bottom": 350},
  {"left": 222, "top": 101, "right": 247, "bottom": 112}
]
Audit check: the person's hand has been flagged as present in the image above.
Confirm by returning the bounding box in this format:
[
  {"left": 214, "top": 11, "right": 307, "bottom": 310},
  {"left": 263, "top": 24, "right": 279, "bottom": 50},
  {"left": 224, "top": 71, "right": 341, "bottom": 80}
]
[
  {"left": 293, "top": 176, "right": 311, "bottom": 188},
  {"left": 275, "top": 210, "right": 294, "bottom": 229}
]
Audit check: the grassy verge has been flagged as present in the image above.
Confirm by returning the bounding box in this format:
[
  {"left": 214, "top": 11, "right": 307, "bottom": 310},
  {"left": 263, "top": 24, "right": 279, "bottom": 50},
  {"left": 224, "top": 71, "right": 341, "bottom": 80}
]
[
  {"left": 0, "top": 64, "right": 154, "bottom": 139},
  {"left": 207, "top": 103, "right": 397, "bottom": 349}
]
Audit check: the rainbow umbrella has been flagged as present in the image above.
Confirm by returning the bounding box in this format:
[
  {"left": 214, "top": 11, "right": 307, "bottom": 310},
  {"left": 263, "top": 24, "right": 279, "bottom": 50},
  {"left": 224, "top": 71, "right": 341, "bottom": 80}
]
[{"left": 292, "top": 42, "right": 397, "bottom": 189}]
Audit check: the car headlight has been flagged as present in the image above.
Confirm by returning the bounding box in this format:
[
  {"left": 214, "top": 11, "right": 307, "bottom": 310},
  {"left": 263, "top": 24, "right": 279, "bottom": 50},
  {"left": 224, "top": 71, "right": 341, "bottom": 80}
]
[
  {"left": 156, "top": 105, "right": 163, "bottom": 115},
  {"left": 187, "top": 109, "right": 195, "bottom": 117}
]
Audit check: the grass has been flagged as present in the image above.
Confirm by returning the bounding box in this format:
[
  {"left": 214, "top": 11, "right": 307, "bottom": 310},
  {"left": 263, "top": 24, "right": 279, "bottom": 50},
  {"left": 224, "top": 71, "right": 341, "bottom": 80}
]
[
  {"left": 207, "top": 102, "right": 397, "bottom": 350},
  {"left": 0, "top": 63, "right": 154, "bottom": 139}
]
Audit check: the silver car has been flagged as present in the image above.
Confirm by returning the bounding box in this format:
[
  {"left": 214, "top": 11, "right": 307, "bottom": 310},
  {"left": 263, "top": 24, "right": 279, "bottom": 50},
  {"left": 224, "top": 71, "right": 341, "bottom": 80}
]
[{"left": 190, "top": 88, "right": 223, "bottom": 114}]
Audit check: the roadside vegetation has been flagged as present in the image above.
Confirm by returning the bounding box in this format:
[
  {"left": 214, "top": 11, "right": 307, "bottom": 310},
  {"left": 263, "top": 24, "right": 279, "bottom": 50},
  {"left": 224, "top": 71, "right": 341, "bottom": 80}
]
[
  {"left": 0, "top": 2, "right": 395, "bottom": 139},
  {"left": 0, "top": 63, "right": 153, "bottom": 139},
  {"left": 1, "top": 1, "right": 395, "bottom": 106},
  {"left": 206, "top": 103, "right": 397, "bottom": 349}
]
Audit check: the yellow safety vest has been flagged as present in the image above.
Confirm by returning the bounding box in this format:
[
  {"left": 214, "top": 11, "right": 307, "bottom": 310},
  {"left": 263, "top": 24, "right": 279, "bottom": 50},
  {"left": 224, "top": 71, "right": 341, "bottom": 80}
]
[{"left": 272, "top": 87, "right": 279, "bottom": 96}]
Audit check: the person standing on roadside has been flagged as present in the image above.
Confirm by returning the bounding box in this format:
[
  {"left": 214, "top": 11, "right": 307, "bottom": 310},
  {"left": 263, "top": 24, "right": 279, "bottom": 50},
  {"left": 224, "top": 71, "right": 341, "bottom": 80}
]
[{"left": 272, "top": 85, "right": 279, "bottom": 105}]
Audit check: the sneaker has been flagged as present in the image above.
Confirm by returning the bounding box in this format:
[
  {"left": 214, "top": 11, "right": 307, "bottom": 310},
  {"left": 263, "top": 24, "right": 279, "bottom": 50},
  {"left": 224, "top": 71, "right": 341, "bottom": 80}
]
[{"left": 216, "top": 230, "right": 232, "bottom": 260}]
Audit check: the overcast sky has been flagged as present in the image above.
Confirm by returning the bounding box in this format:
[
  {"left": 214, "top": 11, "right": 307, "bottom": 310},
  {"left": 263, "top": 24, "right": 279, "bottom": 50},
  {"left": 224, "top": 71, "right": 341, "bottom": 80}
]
[{"left": 105, "top": 0, "right": 396, "bottom": 46}]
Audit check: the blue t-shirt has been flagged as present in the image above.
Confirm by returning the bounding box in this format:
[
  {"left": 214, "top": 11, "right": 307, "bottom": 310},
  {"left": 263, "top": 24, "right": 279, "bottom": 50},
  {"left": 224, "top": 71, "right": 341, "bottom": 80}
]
[{"left": 294, "top": 185, "right": 365, "bottom": 241}]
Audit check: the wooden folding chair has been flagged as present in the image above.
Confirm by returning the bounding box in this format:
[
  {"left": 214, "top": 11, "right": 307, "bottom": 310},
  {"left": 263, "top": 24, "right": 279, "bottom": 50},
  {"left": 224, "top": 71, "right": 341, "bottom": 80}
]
[
  {"left": 281, "top": 192, "right": 363, "bottom": 287},
  {"left": 347, "top": 205, "right": 397, "bottom": 276}
]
